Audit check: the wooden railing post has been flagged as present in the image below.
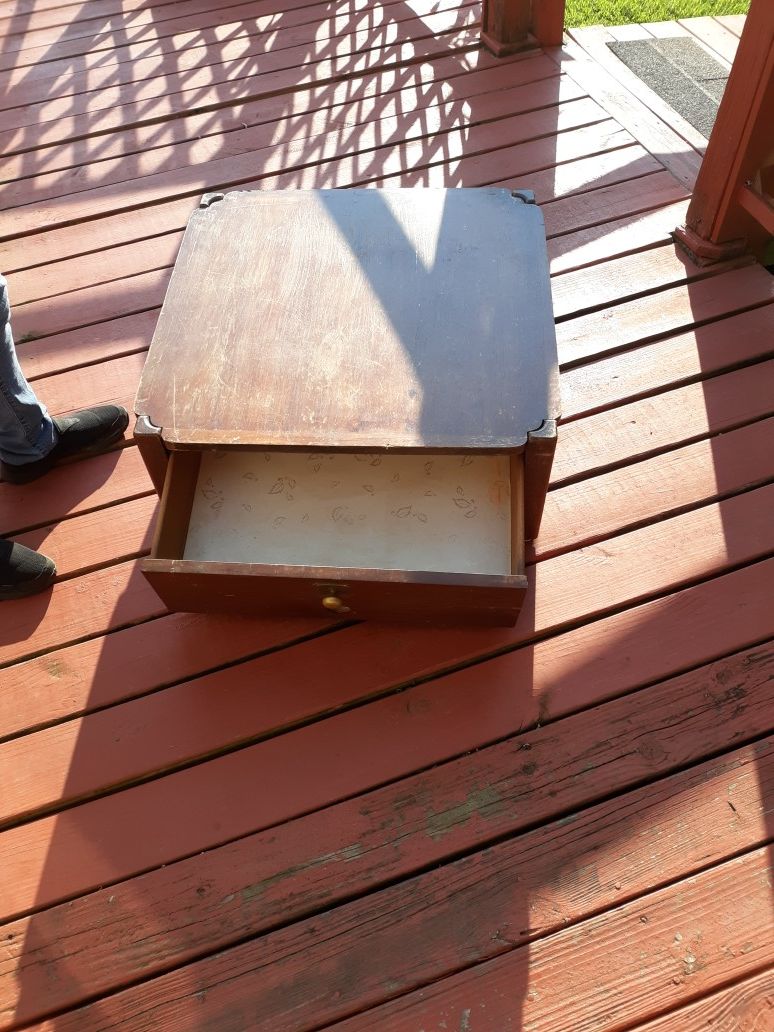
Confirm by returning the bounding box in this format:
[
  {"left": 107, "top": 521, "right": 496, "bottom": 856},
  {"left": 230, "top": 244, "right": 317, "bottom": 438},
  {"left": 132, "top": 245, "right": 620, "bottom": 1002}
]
[
  {"left": 481, "top": 0, "right": 566, "bottom": 56},
  {"left": 531, "top": 0, "right": 568, "bottom": 47},
  {"left": 675, "top": 0, "right": 774, "bottom": 264}
]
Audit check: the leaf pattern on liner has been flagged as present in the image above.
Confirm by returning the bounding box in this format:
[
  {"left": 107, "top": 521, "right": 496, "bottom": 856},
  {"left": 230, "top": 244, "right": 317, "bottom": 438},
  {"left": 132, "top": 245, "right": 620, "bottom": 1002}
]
[{"left": 185, "top": 449, "right": 508, "bottom": 573}]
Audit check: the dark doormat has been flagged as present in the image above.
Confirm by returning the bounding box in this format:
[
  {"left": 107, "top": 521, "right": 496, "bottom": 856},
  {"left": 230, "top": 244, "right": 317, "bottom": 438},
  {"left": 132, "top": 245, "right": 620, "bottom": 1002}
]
[{"left": 607, "top": 37, "right": 730, "bottom": 139}]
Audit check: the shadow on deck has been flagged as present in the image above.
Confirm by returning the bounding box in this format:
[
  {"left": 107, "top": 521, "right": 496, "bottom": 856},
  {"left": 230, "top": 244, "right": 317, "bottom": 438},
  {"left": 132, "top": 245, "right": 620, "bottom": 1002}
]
[{"left": 0, "top": 2, "right": 772, "bottom": 1030}]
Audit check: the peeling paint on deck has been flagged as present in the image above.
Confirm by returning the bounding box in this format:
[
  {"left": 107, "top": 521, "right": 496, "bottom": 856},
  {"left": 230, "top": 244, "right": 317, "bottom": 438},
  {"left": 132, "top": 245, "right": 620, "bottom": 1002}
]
[
  {"left": 239, "top": 844, "right": 364, "bottom": 903},
  {"left": 426, "top": 787, "right": 502, "bottom": 841}
]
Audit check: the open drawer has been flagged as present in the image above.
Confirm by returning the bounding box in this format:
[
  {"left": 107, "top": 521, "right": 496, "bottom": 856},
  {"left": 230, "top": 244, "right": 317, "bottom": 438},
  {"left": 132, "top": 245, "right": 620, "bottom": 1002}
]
[{"left": 141, "top": 448, "right": 528, "bottom": 626}]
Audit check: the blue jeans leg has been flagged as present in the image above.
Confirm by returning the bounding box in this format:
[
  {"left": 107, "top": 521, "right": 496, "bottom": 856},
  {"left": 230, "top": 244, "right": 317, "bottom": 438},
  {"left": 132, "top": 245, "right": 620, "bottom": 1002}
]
[{"left": 0, "top": 274, "right": 56, "bottom": 466}]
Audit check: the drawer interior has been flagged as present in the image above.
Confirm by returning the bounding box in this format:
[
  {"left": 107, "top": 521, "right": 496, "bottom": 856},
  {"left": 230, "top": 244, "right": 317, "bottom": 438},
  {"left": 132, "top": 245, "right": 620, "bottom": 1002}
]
[{"left": 154, "top": 449, "right": 525, "bottom": 577}]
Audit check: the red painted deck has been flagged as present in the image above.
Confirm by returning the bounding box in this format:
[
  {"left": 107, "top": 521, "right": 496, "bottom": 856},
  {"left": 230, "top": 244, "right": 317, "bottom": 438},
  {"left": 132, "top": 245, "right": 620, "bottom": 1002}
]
[{"left": 1, "top": 3, "right": 773, "bottom": 1030}]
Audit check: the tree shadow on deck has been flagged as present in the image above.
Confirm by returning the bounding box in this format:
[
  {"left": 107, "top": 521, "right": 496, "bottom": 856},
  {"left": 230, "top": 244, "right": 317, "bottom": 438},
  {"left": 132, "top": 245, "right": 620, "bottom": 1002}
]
[{"left": 2, "top": 0, "right": 772, "bottom": 1029}]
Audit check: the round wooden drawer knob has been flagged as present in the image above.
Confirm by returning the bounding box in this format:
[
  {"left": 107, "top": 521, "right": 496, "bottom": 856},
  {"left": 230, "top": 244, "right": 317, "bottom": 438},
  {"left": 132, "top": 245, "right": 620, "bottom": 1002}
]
[{"left": 321, "top": 595, "right": 351, "bottom": 614}]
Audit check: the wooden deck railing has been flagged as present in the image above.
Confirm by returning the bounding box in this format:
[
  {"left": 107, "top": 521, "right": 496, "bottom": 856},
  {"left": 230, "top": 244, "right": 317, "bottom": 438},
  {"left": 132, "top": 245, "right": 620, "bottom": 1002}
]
[
  {"left": 675, "top": 0, "right": 774, "bottom": 263},
  {"left": 481, "top": 0, "right": 567, "bottom": 54}
]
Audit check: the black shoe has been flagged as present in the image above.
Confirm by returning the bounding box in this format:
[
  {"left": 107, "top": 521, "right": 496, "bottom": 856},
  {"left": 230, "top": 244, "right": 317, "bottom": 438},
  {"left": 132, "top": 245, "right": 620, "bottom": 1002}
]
[
  {"left": 0, "top": 538, "right": 56, "bottom": 600},
  {"left": 1, "top": 405, "right": 129, "bottom": 485}
]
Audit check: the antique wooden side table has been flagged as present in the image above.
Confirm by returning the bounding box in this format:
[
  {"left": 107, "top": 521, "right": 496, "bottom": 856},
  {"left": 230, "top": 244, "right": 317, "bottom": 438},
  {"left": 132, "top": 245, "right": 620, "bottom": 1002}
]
[{"left": 135, "top": 188, "right": 560, "bottom": 625}]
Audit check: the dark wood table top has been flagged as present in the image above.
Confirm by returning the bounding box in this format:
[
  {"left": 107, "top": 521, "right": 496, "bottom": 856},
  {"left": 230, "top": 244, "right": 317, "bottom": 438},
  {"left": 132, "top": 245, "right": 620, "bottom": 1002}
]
[{"left": 135, "top": 188, "right": 560, "bottom": 452}]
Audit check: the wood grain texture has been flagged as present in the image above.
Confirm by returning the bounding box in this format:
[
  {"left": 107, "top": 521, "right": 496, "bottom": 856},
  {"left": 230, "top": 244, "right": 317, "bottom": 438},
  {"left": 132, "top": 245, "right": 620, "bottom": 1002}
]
[
  {"left": 9, "top": 234, "right": 180, "bottom": 309},
  {"left": 2, "top": 112, "right": 630, "bottom": 250},
  {"left": 14, "top": 495, "right": 157, "bottom": 581},
  {"left": 0, "top": 609, "right": 328, "bottom": 742},
  {"left": 552, "top": 358, "right": 774, "bottom": 484},
  {"left": 7, "top": 653, "right": 773, "bottom": 1028},
  {"left": 0, "top": 0, "right": 330, "bottom": 51},
  {"left": 142, "top": 561, "right": 527, "bottom": 626},
  {"left": 0, "top": 136, "right": 654, "bottom": 279},
  {"left": 18, "top": 310, "right": 158, "bottom": 382},
  {"left": 550, "top": 241, "right": 743, "bottom": 320},
  {"left": 0, "top": 446, "right": 152, "bottom": 538},
  {"left": 11, "top": 270, "right": 170, "bottom": 341},
  {"left": 3, "top": 22, "right": 482, "bottom": 154},
  {"left": 0, "top": 52, "right": 559, "bottom": 186},
  {"left": 556, "top": 263, "right": 774, "bottom": 367},
  {"left": 137, "top": 188, "right": 558, "bottom": 450},
  {"left": 4, "top": 84, "right": 603, "bottom": 241},
  {"left": 1, "top": 7, "right": 480, "bottom": 137},
  {"left": 550, "top": 39, "right": 703, "bottom": 189},
  {"left": 6, "top": 532, "right": 774, "bottom": 829},
  {"left": 1, "top": 483, "right": 772, "bottom": 914},
  {"left": 9, "top": 167, "right": 679, "bottom": 334},
  {"left": 329, "top": 848, "right": 774, "bottom": 1032},
  {"left": 0, "top": 561, "right": 165, "bottom": 669},
  {"left": 537, "top": 415, "right": 774, "bottom": 558},
  {"left": 4, "top": 73, "right": 587, "bottom": 213},
  {"left": 2, "top": 41, "right": 544, "bottom": 165},
  {"left": 542, "top": 170, "right": 689, "bottom": 242},
  {"left": 0, "top": 0, "right": 477, "bottom": 107},
  {"left": 31, "top": 352, "right": 145, "bottom": 419},
  {"left": 0, "top": 0, "right": 349, "bottom": 58},
  {"left": 4, "top": 544, "right": 772, "bottom": 757},
  {"left": 559, "top": 303, "right": 774, "bottom": 420},
  {"left": 6, "top": 336, "right": 770, "bottom": 729},
  {"left": 0, "top": 4, "right": 770, "bottom": 1026},
  {"left": 3, "top": 444, "right": 773, "bottom": 674},
  {"left": 629, "top": 968, "right": 774, "bottom": 1032},
  {"left": 547, "top": 197, "right": 690, "bottom": 273},
  {"left": 1, "top": 549, "right": 770, "bottom": 897}
]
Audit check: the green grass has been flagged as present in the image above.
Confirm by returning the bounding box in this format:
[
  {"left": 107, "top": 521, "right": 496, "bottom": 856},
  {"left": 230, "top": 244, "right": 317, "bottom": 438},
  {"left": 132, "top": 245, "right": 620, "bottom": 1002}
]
[{"left": 566, "top": 0, "right": 749, "bottom": 28}]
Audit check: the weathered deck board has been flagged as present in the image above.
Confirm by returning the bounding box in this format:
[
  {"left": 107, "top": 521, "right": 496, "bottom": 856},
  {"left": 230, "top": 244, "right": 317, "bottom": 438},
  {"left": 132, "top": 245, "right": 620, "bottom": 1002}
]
[
  {"left": 630, "top": 968, "right": 774, "bottom": 1031},
  {"left": 4, "top": 99, "right": 613, "bottom": 240},
  {"left": 542, "top": 172, "right": 689, "bottom": 250},
  {"left": 0, "top": 0, "right": 474, "bottom": 99},
  {"left": 0, "top": 3, "right": 770, "bottom": 1029},
  {"left": 3, "top": 471, "right": 772, "bottom": 828},
  {"left": 1, "top": 50, "right": 559, "bottom": 185},
  {"left": 538, "top": 415, "right": 774, "bottom": 558},
  {"left": 2, "top": 549, "right": 771, "bottom": 758},
  {"left": 679, "top": 14, "right": 739, "bottom": 66},
  {"left": 1, "top": 0, "right": 454, "bottom": 64},
  {"left": 556, "top": 262, "right": 774, "bottom": 366},
  {"left": 549, "top": 38, "right": 703, "bottom": 188},
  {"left": 559, "top": 303, "right": 774, "bottom": 419},
  {"left": 4, "top": 60, "right": 573, "bottom": 206},
  {"left": 0, "top": 444, "right": 152, "bottom": 536},
  {"left": 328, "top": 849, "right": 773, "bottom": 1032},
  {"left": 9, "top": 724, "right": 774, "bottom": 1029},
  {"left": 553, "top": 359, "right": 774, "bottom": 483},
  {"left": 2, "top": 484, "right": 773, "bottom": 917},
  {"left": 551, "top": 241, "right": 743, "bottom": 320},
  {"left": 2, "top": 8, "right": 482, "bottom": 140},
  {"left": 3, "top": 25, "right": 483, "bottom": 152},
  {"left": 13, "top": 494, "right": 157, "bottom": 580}
]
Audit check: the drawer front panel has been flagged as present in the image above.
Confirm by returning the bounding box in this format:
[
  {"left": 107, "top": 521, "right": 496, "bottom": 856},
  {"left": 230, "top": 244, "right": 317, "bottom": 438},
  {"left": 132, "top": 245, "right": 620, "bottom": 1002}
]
[{"left": 141, "top": 561, "right": 527, "bottom": 627}]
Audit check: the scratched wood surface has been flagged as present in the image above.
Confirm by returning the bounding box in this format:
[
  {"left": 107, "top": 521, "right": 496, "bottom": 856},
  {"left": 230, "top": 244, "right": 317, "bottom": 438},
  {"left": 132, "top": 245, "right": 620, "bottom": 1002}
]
[{"left": 1, "top": 3, "right": 772, "bottom": 1032}]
